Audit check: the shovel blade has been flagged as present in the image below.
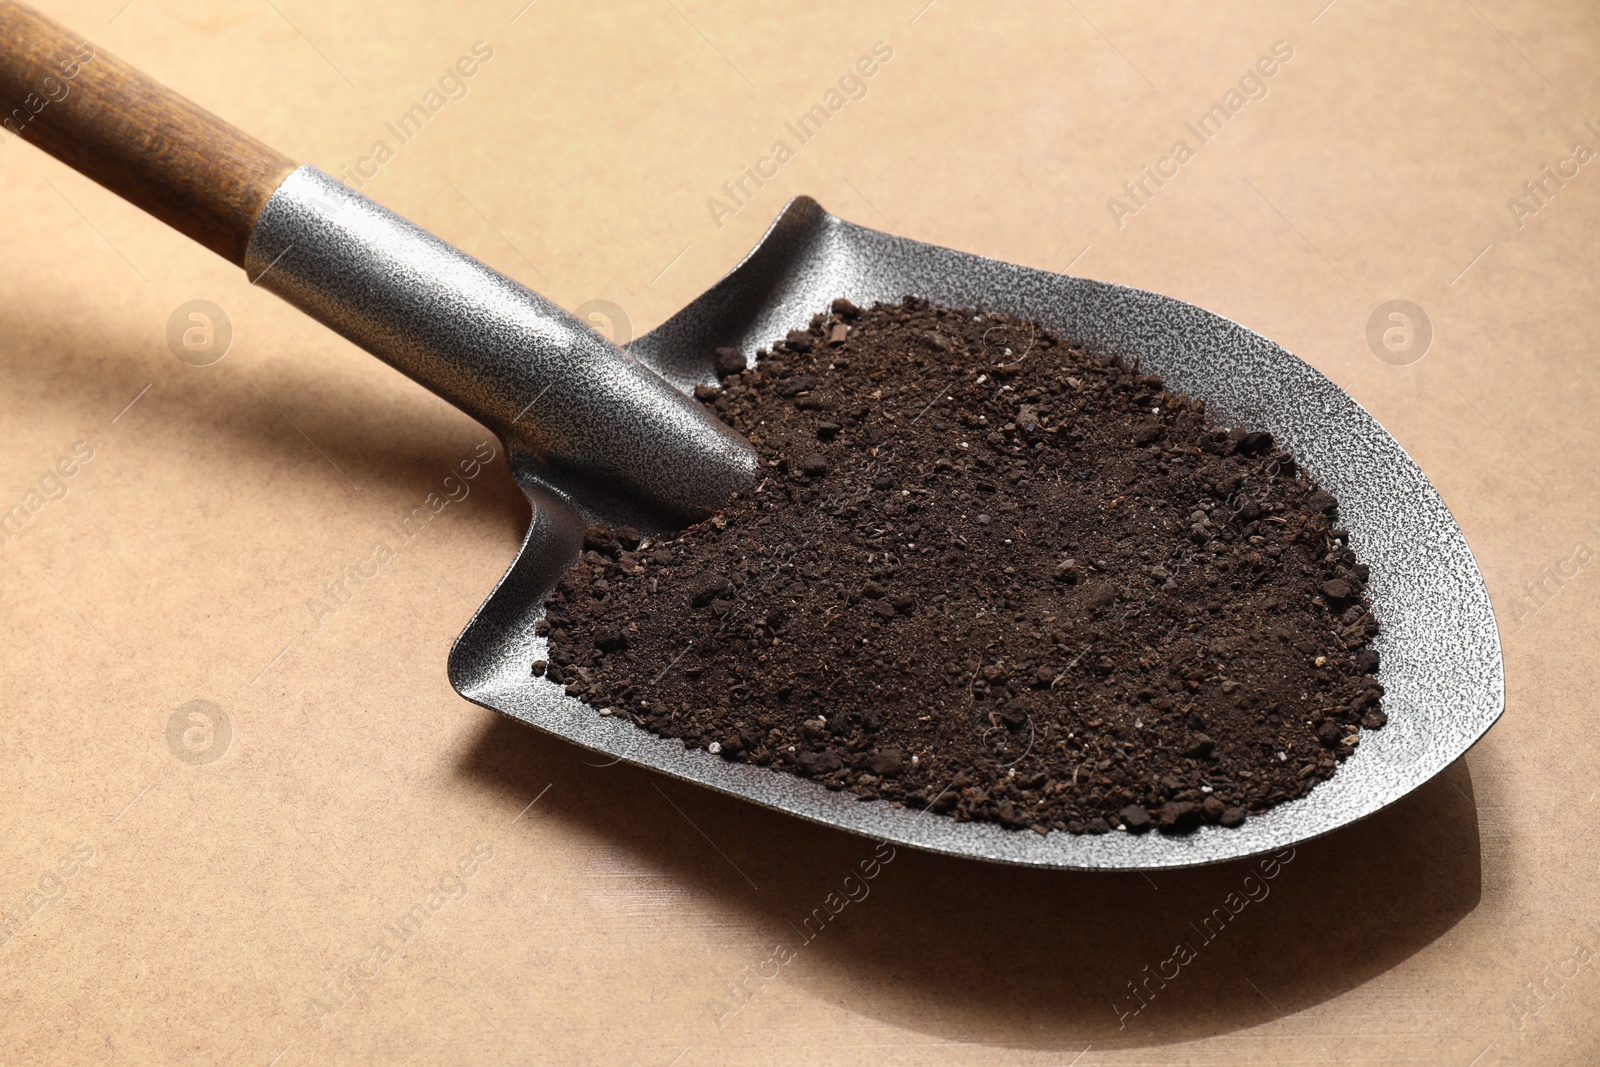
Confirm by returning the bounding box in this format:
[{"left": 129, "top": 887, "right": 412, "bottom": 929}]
[{"left": 448, "top": 197, "right": 1502, "bottom": 871}]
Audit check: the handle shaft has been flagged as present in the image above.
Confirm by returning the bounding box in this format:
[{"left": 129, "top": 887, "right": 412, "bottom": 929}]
[
  {"left": 0, "top": 0, "right": 296, "bottom": 264},
  {"left": 1, "top": 1, "right": 757, "bottom": 521}
]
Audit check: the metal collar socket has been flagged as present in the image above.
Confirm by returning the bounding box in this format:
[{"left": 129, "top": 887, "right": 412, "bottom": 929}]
[{"left": 244, "top": 166, "right": 755, "bottom": 520}]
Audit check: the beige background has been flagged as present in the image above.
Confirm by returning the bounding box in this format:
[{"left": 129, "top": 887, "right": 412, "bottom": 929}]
[{"left": 1, "top": 0, "right": 1596, "bottom": 1063}]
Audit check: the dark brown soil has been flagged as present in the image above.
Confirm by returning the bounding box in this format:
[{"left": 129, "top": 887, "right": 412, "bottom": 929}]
[{"left": 538, "top": 297, "right": 1385, "bottom": 836}]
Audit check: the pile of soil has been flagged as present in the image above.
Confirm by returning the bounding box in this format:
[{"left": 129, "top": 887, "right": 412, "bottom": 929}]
[{"left": 537, "top": 297, "right": 1385, "bottom": 836}]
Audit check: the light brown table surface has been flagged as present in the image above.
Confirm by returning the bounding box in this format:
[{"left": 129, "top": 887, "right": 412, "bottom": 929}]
[{"left": 2, "top": 1, "right": 1596, "bottom": 1063}]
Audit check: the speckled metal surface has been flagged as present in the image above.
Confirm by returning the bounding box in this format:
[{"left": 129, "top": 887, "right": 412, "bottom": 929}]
[
  {"left": 439, "top": 195, "right": 1503, "bottom": 871},
  {"left": 243, "top": 166, "right": 755, "bottom": 523}
]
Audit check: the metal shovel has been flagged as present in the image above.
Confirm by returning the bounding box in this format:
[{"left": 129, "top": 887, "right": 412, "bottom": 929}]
[{"left": 2, "top": 1, "right": 1502, "bottom": 870}]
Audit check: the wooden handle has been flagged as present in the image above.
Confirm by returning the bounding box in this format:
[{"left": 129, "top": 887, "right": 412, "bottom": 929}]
[{"left": 0, "top": 1, "right": 297, "bottom": 265}]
